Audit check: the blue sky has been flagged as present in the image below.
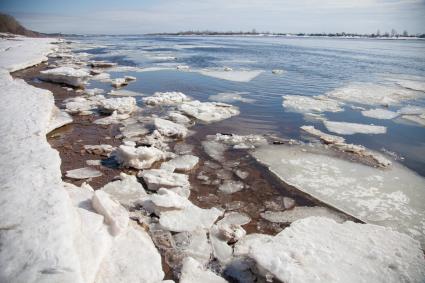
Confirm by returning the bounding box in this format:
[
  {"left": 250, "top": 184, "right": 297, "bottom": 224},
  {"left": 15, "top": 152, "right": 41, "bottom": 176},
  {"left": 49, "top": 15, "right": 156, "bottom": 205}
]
[{"left": 1, "top": 0, "right": 424, "bottom": 34}]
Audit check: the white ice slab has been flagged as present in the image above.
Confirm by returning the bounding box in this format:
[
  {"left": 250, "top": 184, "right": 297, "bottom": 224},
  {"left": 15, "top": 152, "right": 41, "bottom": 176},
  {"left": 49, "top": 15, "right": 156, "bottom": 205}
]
[
  {"left": 209, "top": 92, "right": 255, "bottom": 103},
  {"left": 179, "top": 100, "right": 240, "bottom": 123},
  {"left": 249, "top": 217, "right": 425, "bottom": 283},
  {"left": 361, "top": 108, "right": 399, "bottom": 119},
  {"left": 198, "top": 69, "right": 263, "bottom": 82},
  {"left": 252, "top": 144, "right": 425, "bottom": 247},
  {"left": 282, "top": 95, "right": 343, "bottom": 113},
  {"left": 324, "top": 120, "right": 387, "bottom": 135},
  {"left": 40, "top": 66, "right": 90, "bottom": 87}
]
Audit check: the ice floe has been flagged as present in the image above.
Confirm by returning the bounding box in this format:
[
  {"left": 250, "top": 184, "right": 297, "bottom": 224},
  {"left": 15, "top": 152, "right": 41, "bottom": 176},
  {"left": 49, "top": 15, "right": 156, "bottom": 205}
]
[
  {"left": 174, "top": 230, "right": 212, "bottom": 265},
  {"left": 210, "top": 133, "right": 268, "bottom": 149},
  {"left": 282, "top": 95, "right": 343, "bottom": 113},
  {"left": 208, "top": 92, "right": 255, "bottom": 103},
  {"left": 47, "top": 106, "right": 73, "bottom": 133},
  {"left": 160, "top": 154, "right": 199, "bottom": 172},
  {"left": 361, "top": 108, "right": 399, "bottom": 119},
  {"left": 99, "top": 97, "right": 137, "bottom": 114},
  {"left": 249, "top": 217, "right": 425, "bottom": 283},
  {"left": 261, "top": 206, "right": 347, "bottom": 223},
  {"left": 39, "top": 66, "right": 90, "bottom": 87},
  {"left": 95, "top": 225, "right": 164, "bottom": 283},
  {"left": 327, "top": 83, "right": 422, "bottom": 106},
  {"left": 109, "top": 89, "right": 143, "bottom": 96},
  {"left": 301, "top": 125, "right": 391, "bottom": 167},
  {"left": 139, "top": 169, "right": 190, "bottom": 191},
  {"left": 65, "top": 167, "right": 103, "bottom": 179},
  {"left": 93, "top": 111, "right": 130, "bottom": 125},
  {"left": 100, "top": 173, "right": 147, "bottom": 209},
  {"left": 179, "top": 100, "right": 239, "bottom": 123},
  {"left": 202, "top": 140, "right": 228, "bottom": 162},
  {"left": 198, "top": 69, "right": 263, "bottom": 82},
  {"left": 92, "top": 190, "right": 129, "bottom": 236},
  {"left": 84, "top": 144, "right": 115, "bottom": 157},
  {"left": 218, "top": 180, "right": 245, "bottom": 194},
  {"left": 143, "top": 91, "right": 191, "bottom": 106},
  {"left": 180, "top": 257, "right": 228, "bottom": 283},
  {"left": 154, "top": 118, "right": 188, "bottom": 139},
  {"left": 114, "top": 144, "right": 175, "bottom": 169},
  {"left": 252, "top": 144, "right": 425, "bottom": 247},
  {"left": 89, "top": 60, "right": 117, "bottom": 68},
  {"left": 324, "top": 120, "right": 387, "bottom": 135}
]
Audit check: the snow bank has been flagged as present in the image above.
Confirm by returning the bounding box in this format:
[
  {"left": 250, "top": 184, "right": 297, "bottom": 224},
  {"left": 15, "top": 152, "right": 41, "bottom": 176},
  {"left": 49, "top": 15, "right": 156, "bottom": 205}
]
[
  {"left": 249, "top": 217, "right": 425, "bottom": 283},
  {"left": 0, "top": 70, "right": 82, "bottom": 281},
  {"left": 198, "top": 69, "right": 263, "bottom": 82},
  {"left": 40, "top": 66, "right": 90, "bottom": 87},
  {"left": 324, "top": 120, "right": 387, "bottom": 135},
  {"left": 0, "top": 36, "right": 57, "bottom": 72},
  {"left": 179, "top": 100, "right": 239, "bottom": 123},
  {"left": 252, "top": 144, "right": 425, "bottom": 247}
]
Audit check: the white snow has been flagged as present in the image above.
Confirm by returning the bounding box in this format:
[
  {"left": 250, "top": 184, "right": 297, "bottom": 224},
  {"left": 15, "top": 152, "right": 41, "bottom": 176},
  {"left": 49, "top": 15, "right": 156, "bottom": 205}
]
[
  {"left": 198, "top": 69, "right": 263, "bottom": 82},
  {"left": 39, "top": 66, "right": 90, "bottom": 87},
  {"left": 143, "top": 91, "right": 191, "bottom": 106},
  {"left": 327, "top": 83, "right": 422, "bottom": 106},
  {"left": 260, "top": 206, "right": 346, "bottom": 223},
  {"left": 249, "top": 217, "right": 425, "bottom": 283},
  {"left": 324, "top": 120, "right": 387, "bottom": 135},
  {"left": 282, "top": 95, "right": 343, "bottom": 113},
  {"left": 92, "top": 190, "right": 129, "bottom": 236},
  {"left": 100, "top": 173, "right": 147, "bottom": 209},
  {"left": 361, "top": 108, "right": 399, "bottom": 119},
  {"left": 252, "top": 144, "right": 425, "bottom": 247},
  {"left": 114, "top": 144, "right": 175, "bottom": 169},
  {"left": 99, "top": 97, "right": 137, "bottom": 114},
  {"left": 154, "top": 118, "right": 189, "bottom": 138},
  {"left": 180, "top": 257, "right": 228, "bottom": 283},
  {"left": 179, "top": 100, "right": 240, "bottom": 123},
  {"left": 208, "top": 92, "right": 255, "bottom": 103},
  {"left": 66, "top": 167, "right": 103, "bottom": 179}
]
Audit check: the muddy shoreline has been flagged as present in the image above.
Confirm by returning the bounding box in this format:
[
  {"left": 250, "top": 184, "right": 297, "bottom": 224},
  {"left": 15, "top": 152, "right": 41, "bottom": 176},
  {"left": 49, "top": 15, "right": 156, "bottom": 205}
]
[{"left": 12, "top": 59, "right": 362, "bottom": 282}]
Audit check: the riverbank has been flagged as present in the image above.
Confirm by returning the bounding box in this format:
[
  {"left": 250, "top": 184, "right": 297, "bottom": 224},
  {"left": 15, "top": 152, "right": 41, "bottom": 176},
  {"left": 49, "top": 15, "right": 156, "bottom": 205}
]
[{"left": 1, "top": 34, "right": 425, "bottom": 283}]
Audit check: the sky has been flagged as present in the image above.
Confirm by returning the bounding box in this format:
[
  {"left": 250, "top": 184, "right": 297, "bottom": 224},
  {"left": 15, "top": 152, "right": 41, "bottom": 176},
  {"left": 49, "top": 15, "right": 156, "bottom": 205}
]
[{"left": 1, "top": 0, "right": 424, "bottom": 35}]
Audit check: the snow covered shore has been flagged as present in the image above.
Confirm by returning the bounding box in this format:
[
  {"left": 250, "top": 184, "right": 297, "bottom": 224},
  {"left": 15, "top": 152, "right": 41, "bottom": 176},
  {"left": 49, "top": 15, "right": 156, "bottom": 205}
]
[{"left": 1, "top": 34, "right": 425, "bottom": 283}]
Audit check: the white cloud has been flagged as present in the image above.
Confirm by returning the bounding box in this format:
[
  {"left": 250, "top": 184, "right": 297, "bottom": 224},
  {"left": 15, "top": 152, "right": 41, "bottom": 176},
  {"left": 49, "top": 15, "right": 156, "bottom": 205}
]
[{"left": 12, "top": 0, "right": 425, "bottom": 34}]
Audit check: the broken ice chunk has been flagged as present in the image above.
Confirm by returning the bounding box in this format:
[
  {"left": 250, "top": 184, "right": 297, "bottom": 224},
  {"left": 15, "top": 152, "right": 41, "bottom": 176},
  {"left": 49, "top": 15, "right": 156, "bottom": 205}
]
[{"left": 65, "top": 167, "right": 102, "bottom": 179}]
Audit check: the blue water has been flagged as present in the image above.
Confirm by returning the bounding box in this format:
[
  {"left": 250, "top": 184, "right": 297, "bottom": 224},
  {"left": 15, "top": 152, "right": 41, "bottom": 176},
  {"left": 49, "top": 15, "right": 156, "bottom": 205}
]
[{"left": 72, "top": 35, "right": 425, "bottom": 176}]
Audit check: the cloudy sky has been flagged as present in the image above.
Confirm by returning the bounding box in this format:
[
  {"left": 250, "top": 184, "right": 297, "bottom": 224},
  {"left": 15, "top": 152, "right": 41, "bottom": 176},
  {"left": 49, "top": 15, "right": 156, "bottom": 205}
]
[{"left": 1, "top": 0, "right": 424, "bottom": 34}]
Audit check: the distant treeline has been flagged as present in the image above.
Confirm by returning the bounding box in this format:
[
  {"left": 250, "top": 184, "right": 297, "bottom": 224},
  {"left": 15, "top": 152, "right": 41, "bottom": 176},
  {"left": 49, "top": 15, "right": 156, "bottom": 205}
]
[{"left": 150, "top": 29, "right": 425, "bottom": 38}]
